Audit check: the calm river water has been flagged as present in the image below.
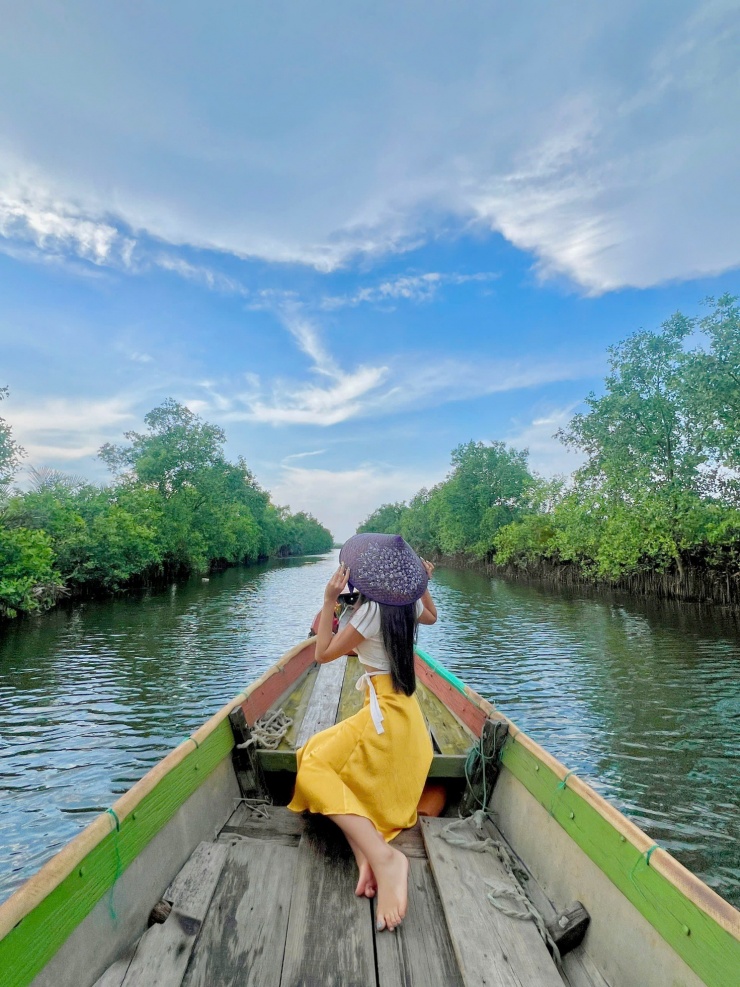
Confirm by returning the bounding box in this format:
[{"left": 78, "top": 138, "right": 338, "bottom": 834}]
[{"left": 1, "top": 551, "right": 738, "bottom": 907}]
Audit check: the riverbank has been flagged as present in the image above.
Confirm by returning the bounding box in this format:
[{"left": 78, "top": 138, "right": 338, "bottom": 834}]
[{"left": 433, "top": 552, "right": 740, "bottom": 609}]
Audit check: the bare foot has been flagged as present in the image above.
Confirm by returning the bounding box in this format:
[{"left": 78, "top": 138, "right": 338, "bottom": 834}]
[
  {"left": 355, "top": 859, "right": 377, "bottom": 899},
  {"left": 373, "top": 846, "right": 409, "bottom": 931}
]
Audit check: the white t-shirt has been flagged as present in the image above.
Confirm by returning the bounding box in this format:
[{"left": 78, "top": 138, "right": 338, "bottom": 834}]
[{"left": 348, "top": 599, "right": 424, "bottom": 671}]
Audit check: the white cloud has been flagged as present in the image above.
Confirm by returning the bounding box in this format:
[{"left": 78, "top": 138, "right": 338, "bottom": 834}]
[
  {"left": 504, "top": 404, "right": 586, "bottom": 476},
  {"left": 204, "top": 346, "right": 600, "bottom": 428},
  {"left": 0, "top": 4, "right": 737, "bottom": 290},
  {"left": 243, "top": 364, "right": 389, "bottom": 426},
  {"left": 6, "top": 395, "right": 138, "bottom": 468},
  {"left": 283, "top": 449, "right": 328, "bottom": 461},
  {"left": 321, "top": 271, "right": 499, "bottom": 309},
  {"left": 0, "top": 167, "right": 133, "bottom": 267},
  {"left": 153, "top": 254, "right": 251, "bottom": 296},
  {"left": 271, "top": 464, "right": 434, "bottom": 542}
]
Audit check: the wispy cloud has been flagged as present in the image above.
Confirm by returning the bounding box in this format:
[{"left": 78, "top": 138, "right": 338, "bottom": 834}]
[
  {"left": 504, "top": 403, "right": 585, "bottom": 476},
  {"left": 1, "top": 5, "right": 737, "bottom": 292},
  {"left": 243, "top": 365, "right": 389, "bottom": 426},
  {"left": 153, "top": 254, "right": 251, "bottom": 296},
  {"left": 321, "top": 271, "right": 499, "bottom": 309},
  {"left": 0, "top": 168, "right": 135, "bottom": 268},
  {"left": 197, "top": 299, "right": 602, "bottom": 427},
  {"left": 283, "top": 449, "right": 328, "bottom": 462},
  {"left": 6, "top": 394, "right": 139, "bottom": 470}
]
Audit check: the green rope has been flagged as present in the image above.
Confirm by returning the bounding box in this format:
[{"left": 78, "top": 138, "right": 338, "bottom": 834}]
[
  {"left": 464, "top": 721, "right": 501, "bottom": 811},
  {"left": 548, "top": 770, "right": 576, "bottom": 817},
  {"left": 105, "top": 808, "right": 123, "bottom": 922},
  {"left": 628, "top": 843, "right": 660, "bottom": 902}
]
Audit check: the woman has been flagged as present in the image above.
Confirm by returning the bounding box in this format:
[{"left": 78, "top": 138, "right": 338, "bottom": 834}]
[{"left": 288, "top": 533, "right": 437, "bottom": 932}]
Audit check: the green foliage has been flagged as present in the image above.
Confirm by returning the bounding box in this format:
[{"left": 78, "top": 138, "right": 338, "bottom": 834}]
[
  {"left": 493, "top": 514, "right": 557, "bottom": 567},
  {"left": 356, "top": 444, "right": 537, "bottom": 559},
  {"left": 0, "top": 387, "right": 24, "bottom": 487},
  {"left": 357, "top": 502, "right": 408, "bottom": 535},
  {"left": 682, "top": 294, "right": 740, "bottom": 497},
  {"left": 360, "top": 298, "right": 740, "bottom": 588},
  {"left": 0, "top": 526, "right": 63, "bottom": 618},
  {"left": 0, "top": 400, "right": 333, "bottom": 618},
  {"left": 436, "top": 441, "right": 534, "bottom": 556}
]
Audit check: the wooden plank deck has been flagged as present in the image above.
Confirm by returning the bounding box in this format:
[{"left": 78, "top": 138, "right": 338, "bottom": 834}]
[
  {"left": 182, "top": 839, "right": 296, "bottom": 987},
  {"left": 294, "top": 655, "right": 348, "bottom": 748},
  {"left": 280, "top": 820, "right": 376, "bottom": 987},
  {"left": 421, "top": 815, "right": 564, "bottom": 987},
  {"left": 121, "top": 842, "right": 228, "bottom": 987},
  {"left": 274, "top": 651, "right": 473, "bottom": 759},
  {"left": 94, "top": 805, "right": 584, "bottom": 987}
]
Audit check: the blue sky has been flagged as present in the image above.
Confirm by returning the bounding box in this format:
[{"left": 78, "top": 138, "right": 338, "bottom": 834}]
[{"left": 1, "top": 2, "right": 739, "bottom": 540}]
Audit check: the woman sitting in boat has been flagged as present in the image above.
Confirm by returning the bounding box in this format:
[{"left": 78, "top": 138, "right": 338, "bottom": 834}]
[{"left": 288, "top": 533, "right": 437, "bottom": 933}]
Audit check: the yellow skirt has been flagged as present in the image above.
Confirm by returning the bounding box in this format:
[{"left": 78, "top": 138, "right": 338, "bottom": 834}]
[{"left": 287, "top": 672, "right": 433, "bottom": 841}]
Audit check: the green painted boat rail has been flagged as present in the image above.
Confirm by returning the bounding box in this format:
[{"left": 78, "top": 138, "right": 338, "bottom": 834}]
[
  {"left": 0, "top": 720, "right": 235, "bottom": 987},
  {"left": 415, "top": 646, "right": 468, "bottom": 696},
  {"left": 415, "top": 642, "right": 740, "bottom": 987}
]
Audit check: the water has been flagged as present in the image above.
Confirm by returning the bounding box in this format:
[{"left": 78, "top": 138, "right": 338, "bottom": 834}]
[{"left": 1, "top": 552, "right": 738, "bottom": 907}]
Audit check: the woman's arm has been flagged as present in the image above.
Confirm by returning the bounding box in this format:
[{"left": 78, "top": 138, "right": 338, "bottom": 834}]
[
  {"left": 314, "top": 564, "right": 365, "bottom": 663},
  {"left": 417, "top": 559, "right": 438, "bottom": 625}
]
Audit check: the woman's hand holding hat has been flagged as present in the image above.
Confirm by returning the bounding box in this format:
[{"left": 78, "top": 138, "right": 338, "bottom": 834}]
[
  {"left": 324, "top": 563, "right": 349, "bottom": 604},
  {"left": 421, "top": 558, "right": 435, "bottom": 578}
]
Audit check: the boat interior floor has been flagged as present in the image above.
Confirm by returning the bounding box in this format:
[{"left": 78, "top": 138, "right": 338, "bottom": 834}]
[{"left": 94, "top": 803, "right": 608, "bottom": 987}]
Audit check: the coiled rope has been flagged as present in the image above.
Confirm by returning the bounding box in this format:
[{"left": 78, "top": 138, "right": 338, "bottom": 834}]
[
  {"left": 463, "top": 720, "right": 502, "bottom": 810},
  {"left": 440, "top": 810, "right": 562, "bottom": 967},
  {"left": 236, "top": 708, "right": 293, "bottom": 751}
]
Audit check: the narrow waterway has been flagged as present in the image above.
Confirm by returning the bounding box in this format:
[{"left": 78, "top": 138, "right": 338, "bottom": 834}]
[{"left": 1, "top": 551, "right": 738, "bottom": 907}]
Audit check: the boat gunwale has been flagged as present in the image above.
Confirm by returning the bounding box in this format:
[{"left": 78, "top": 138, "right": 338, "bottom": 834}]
[
  {"left": 0, "top": 637, "right": 316, "bottom": 941},
  {"left": 415, "top": 647, "right": 740, "bottom": 941}
]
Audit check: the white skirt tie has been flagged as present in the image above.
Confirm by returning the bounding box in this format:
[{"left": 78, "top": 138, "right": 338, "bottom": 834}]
[{"left": 355, "top": 670, "right": 386, "bottom": 734}]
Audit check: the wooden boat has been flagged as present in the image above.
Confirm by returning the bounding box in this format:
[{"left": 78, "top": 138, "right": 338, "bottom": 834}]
[{"left": 1, "top": 639, "right": 738, "bottom": 987}]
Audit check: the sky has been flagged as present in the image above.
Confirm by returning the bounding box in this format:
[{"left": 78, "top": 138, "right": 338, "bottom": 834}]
[{"left": 1, "top": 2, "right": 739, "bottom": 541}]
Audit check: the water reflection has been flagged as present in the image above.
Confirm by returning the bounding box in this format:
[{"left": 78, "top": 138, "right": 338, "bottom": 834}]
[{"left": 1, "top": 552, "right": 738, "bottom": 906}]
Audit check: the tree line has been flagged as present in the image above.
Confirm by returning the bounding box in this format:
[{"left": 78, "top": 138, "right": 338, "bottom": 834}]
[
  {"left": 358, "top": 296, "right": 740, "bottom": 597},
  {"left": 0, "top": 398, "right": 333, "bottom": 618}
]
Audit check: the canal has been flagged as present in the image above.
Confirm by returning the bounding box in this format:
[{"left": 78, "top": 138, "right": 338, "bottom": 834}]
[{"left": 1, "top": 551, "right": 738, "bottom": 907}]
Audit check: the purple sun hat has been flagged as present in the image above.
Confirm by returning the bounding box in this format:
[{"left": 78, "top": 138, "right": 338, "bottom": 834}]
[{"left": 339, "top": 533, "right": 428, "bottom": 606}]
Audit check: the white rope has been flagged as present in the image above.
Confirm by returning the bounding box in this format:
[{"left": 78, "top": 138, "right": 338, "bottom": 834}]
[
  {"left": 232, "top": 796, "right": 272, "bottom": 819},
  {"left": 439, "top": 811, "right": 562, "bottom": 967},
  {"left": 236, "top": 708, "right": 293, "bottom": 751}
]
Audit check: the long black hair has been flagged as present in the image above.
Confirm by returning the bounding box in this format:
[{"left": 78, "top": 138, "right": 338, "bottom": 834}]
[
  {"left": 356, "top": 593, "right": 418, "bottom": 695},
  {"left": 381, "top": 601, "right": 418, "bottom": 695}
]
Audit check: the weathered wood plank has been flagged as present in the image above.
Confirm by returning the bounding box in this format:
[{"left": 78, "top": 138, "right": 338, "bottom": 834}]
[
  {"left": 92, "top": 943, "right": 136, "bottom": 987},
  {"left": 220, "top": 804, "right": 305, "bottom": 845},
  {"left": 481, "top": 817, "right": 607, "bottom": 987},
  {"left": 420, "top": 816, "right": 563, "bottom": 987},
  {"left": 389, "top": 821, "right": 427, "bottom": 859},
  {"left": 294, "top": 655, "right": 348, "bottom": 748},
  {"left": 278, "top": 664, "right": 319, "bottom": 750},
  {"left": 183, "top": 839, "right": 298, "bottom": 987},
  {"left": 336, "top": 655, "right": 365, "bottom": 723},
  {"left": 258, "top": 749, "right": 468, "bottom": 778},
  {"left": 375, "top": 858, "right": 464, "bottom": 987},
  {"left": 121, "top": 842, "right": 227, "bottom": 987},
  {"left": 415, "top": 682, "right": 476, "bottom": 754},
  {"left": 280, "top": 823, "right": 376, "bottom": 987}
]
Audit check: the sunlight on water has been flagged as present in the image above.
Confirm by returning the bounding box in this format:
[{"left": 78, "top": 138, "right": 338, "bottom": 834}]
[{"left": 1, "top": 551, "right": 738, "bottom": 907}]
